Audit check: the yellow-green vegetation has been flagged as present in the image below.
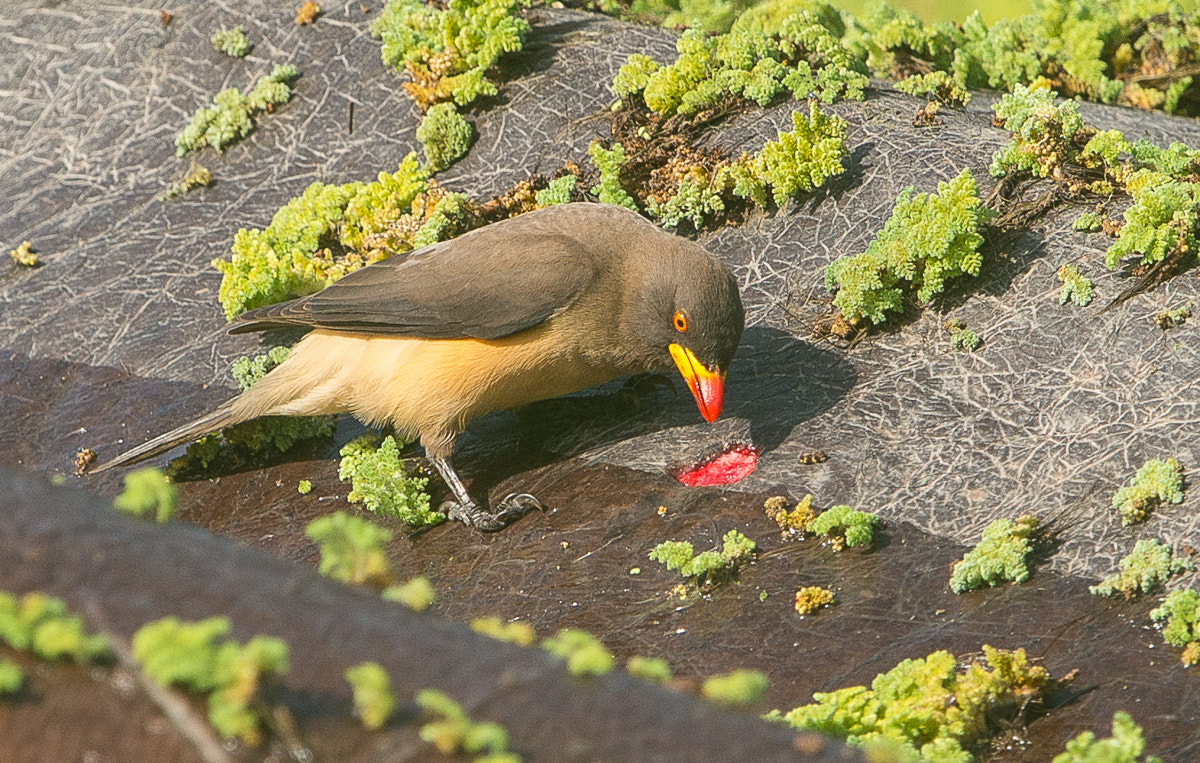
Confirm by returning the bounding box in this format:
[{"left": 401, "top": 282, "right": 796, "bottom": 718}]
[
  {"left": 112, "top": 467, "right": 177, "bottom": 524},
  {"left": 648, "top": 529, "right": 757, "bottom": 585},
  {"left": 765, "top": 493, "right": 815, "bottom": 538},
  {"left": 172, "top": 346, "right": 333, "bottom": 474},
  {"left": 1113, "top": 458, "right": 1184, "bottom": 526},
  {"left": 824, "top": 168, "right": 989, "bottom": 326},
  {"left": 1053, "top": 711, "right": 1162, "bottom": 763},
  {"left": 175, "top": 64, "right": 299, "bottom": 157},
  {"left": 0, "top": 659, "right": 22, "bottom": 695},
  {"left": 305, "top": 511, "right": 396, "bottom": 589},
  {"left": 417, "top": 103, "right": 475, "bottom": 172},
  {"left": 989, "top": 85, "right": 1103, "bottom": 186},
  {"left": 298, "top": 479, "right": 313, "bottom": 494},
  {"left": 1057, "top": 264, "right": 1095, "bottom": 307},
  {"left": 701, "top": 668, "right": 769, "bottom": 707},
  {"left": 211, "top": 26, "right": 250, "bottom": 57},
  {"left": 158, "top": 163, "right": 213, "bottom": 201},
  {"left": 541, "top": 628, "right": 615, "bottom": 677},
  {"left": 895, "top": 70, "right": 969, "bottom": 106},
  {"left": 1090, "top": 540, "right": 1194, "bottom": 598},
  {"left": 0, "top": 591, "right": 109, "bottom": 663},
  {"left": 470, "top": 616, "right": 536, "bottom": 646},
  {"left": 533, "top": 174, "right": 577, "bottom": 207},
  {"left": 9, "top": 240, "right": 39, "bottom": 267},
  {"left": 416, "top": 688, "right": 522, "bottom": 762},
  {"left": 346, "top": 661, "right": 396, "bottom": 731},
  {"left": 770, "top": 645, "right": 1051, "bottom": 762},
  {"left": 1150, "top": 589, "right": 1200, "bottom": 666},
  {"left": 132, "top": 616, "right": 288, "bottom": 745},
  {"left": 949, "top": 515, "right": 1040, "bottom": 593},
  {"left": 587, "top": 141, "right": 639, "bottom": 210},
  {"left": 1155, "top": 303, "right": 1193, "bottom": 329},
  {"left": 944, "top": 318, "right": 981, "bottom": 352},
  {"left": 382, "top": 575, "right": 437, "bottom": 611},
  {"left": 794, "top": 586, "right": 835, "bottom": 615},
  {"left": 626, "top": 655, "right": 673, "bottom": 683},
  {"left": 338, "top": 435, "right": 438, "bottom": 526},
  {"left": 1073, "top": 210, "right": 1104, "bottom": 232},
  {"left": 371, "top": 0, "right": 530, "bottom": 111},
  {"left": 806, "top": 504, "right": 879, "bottom": 550}
]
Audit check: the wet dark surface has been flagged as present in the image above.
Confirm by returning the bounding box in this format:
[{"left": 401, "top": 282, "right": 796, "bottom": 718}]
[{"left": 5, "top": 0, "right": 1200, "bottom": 760}]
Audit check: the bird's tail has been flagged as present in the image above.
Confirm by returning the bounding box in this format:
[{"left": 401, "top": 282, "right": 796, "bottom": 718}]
[{"left": 90, "top": 403, "right": 241, "bottom": 473}]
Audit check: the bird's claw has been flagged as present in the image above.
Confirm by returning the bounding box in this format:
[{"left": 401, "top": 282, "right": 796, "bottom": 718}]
[{"left": 439, "top": 492, "right": 545, "bottom": 532}]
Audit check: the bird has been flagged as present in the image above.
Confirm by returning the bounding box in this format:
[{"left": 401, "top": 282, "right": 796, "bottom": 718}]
[{"left": 92, "top": 202, "right": 745, "bottom": 529}]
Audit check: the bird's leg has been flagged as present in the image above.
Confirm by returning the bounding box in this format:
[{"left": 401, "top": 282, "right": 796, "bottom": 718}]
[{"left": 428, "top": 454, "right": 544, "bottom": 531}]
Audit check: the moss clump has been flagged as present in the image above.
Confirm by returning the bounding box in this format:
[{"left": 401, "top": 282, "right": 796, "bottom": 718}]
[
  {"left": 305, "top": 511, "right": 396, "bottom": 589},
  {"left": 1058, "top": 264, "right": 1095, "bottom": 307},
  {"left": 533, "top": 174, "right": 577, "bottom": 207},
  {"left": 295, "top": 1, "right": 321, "bottom": 24},
  {"left": 371, "top": 0, "right": 530, "bottom": 111},
  {"left": 1053, "top": 711, "right": 1162, "bottom": 763},
  {"left": 824, "top": 168, "right": 989, "bottom": 326},
  {"left": 1113, "top": 458, "right": 1184, "bottom": 526},
  {"left": 346, "top": 662, "right": 396, "bottom": 731},
  {"left": 542, "top": 629, "right": 614, "bottom": 677},
  {"left": 417, "top": 103, "right": 475, "bottom": 172},
  {"left": 382, "top": 576, "right": 437, "bottom": 611},
  {"left": 211, "top": 26, "right": 251, "bottom": 57},
  {"left": 0, "top": 659, "right": 22, "bottom": 695},
  {"left": 470, "top": 616, "right": 536, "bottom": 646},
  {"left": 806, "top": 504, "right": 879, "bottom": 550},
  {"left": 627, "top": 655, "right": 673, "bottom": 684},
  {"left": 772, "top": 645, "right": 1051, "bottom": 762},
  {"left": 701, "top": 669, "right": 769, "bottom": 707},
  {"left": 1155, "top": 303, "right": 1193, "bottom": 329},
  {"left": 132, "top": 616, "right": 289, "bottom": 745},
  {"left": 944, "top": 318, "right": 981, "bottom": 352},
  {"left": 338, "top": 435, "right": 438, "bottom": 527},
  {"left": 175, "top": 64, "right": 299, "bottom": 157},
  {"left": 113, "top": 467, "right": 177, "bottom": 523},
  {"left": 1090, "top": 540, "right": 1194, "bottom": 599},
  {"left": 587, "top": 141, "right": 639, "bottom": 210},
  {"left": 298, "top": 479, "right": 313, "bottom": 494},
  {"left": 949, "top": 515, "right": 1040, "bottom": 594},
  {"left": 157, "top": 163, "right": 212, "bottom": 201},
  {"left": 794, "top": 586, "right": 835, "bottom": 615},
  {"left": 648, "top": 529, "right": 757, "bottom": 585},
  {"left": 0, "top": 591, "right": 109, "bottom": 663},
  {"left": 1150, "top": 589, "right": 1200, "bottom": 666},
  {"left": 895, "top": 70, "right": 969, "bottom": 106},
  {"left": 765, "top": 493, "right": 815, "bottom": 539},
  {"left": 416, "top": 688, "right": 522, "bottom": 762},
  {"left": 1106, "top": 169, "right": 1200, "bottom": 271},
  {"left": 989, "top": 85, "right": 1093, "bottom": 181},
  {"left": 9, "top": 240, "right": 39, "bottom": 267}
]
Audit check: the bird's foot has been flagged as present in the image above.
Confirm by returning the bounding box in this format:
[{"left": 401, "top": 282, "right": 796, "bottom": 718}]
[{"left": 439, "top": 492, "right": 545, "bottom": 532}]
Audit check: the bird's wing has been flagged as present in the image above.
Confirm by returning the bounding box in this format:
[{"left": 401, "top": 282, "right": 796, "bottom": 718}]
[{"left": 229, "top": 229, "right": 595, "bottom": 339}]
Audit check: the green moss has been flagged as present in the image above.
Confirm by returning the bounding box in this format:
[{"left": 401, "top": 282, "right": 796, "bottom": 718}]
[
  {"left": 9, "top": 240, "right": 39, "bottom": 267},
  {"left": 1112, "top": 458, "right": 1184, "bottom": 526},
  {"left": 371, "top": 0, "right": 530, "bottom": 111},
  {"left": 382, "top": 576, "right": 437, "bottom": 611},
  {"left": 132, "top": 616, "right": 288, "bottom": 745},
  {"left": 806, "top": 504, "right": 879, "bottom": 550},
  {"left": 534, "top": 174, "right": 577, "bottom": 207},
  {"left": 541, "top": 628, "right": 615, "bottom": 677},
  {"left": 211, "top": 26, "right": 250, "bottom": 57},
  {"left": 648, "top": 529, "right": 757, "bottom": 584},
  {"left": 158, "top": 163, "right": 212, "bottom": 201},
  {"left": 346, "top": 662, "right": 396, "bottom": 730},
  {"left": 895, "top": 71, "right": 970, "bottom": 106},
  {"left": 587, "top": 141, "right": 638, "bottom": 210},
  {"left": 824, "top": 168, "right": 989, "bottom": 326},
  {"left": 949, "top": 515, "right": 1040, "bottom": 593},
  {"left": 1090, "top": 540, "right": 1194, "bottom": 598},
  {"left": 338, "top": 435, "right": 438, "bottom": 527},
  {"left": 627, "top": 655, "right": 673, "bottom": 683},
  {"left": 990, "top": 85, "right": 1090, "bottom": 180},
  {"left": 417, "top": 103, "right": 475, "bottom": 172},
  {"left": 0, "top": 591, "right": 109, "bottom": 662},
  {"left": 113, "top": 467, "right": 177, "bottom": 523},
  {"left": 1053, "top": 711, "right": 1161, "bottom": 763},
  {"left": 175, "top": 64, "right": 298, "bottom": 157},
  {"left": 702, "top": 669, "right": 769, "bottom": 707},
  {"left": 1150, "top": 589, "right": 1200, "bottom": 665},
  {"left": 772, "top": 646, "right": 1051, "bottom": 762},
  {"left": 1155, "top": 303, "right": 1193, "bottom": 329},
  {"left": 298, "top": 479, "right": 313, "bottom": 494},
  {"left": 470, "top": 616, "right": 536, "bottom": 646},
  {"left": 0, "top": 659, "right": 22, "bottom": 696},
  {"left": 1105, "top": 169, "right": 1200, "bottom": 270},
  {"left": 749, "top": 102, "right": 848, "bottom": 206},
  {"left": 417, "top": 688, "right": 521, "bottom": 761},
  {"left": 944, "top": 318, "right": 981, "bottom": 352},
  {"left": 1057, "top": 264, "right": 1095, "bottom": 307},
  {"left": 305, "top": 511, "right": 396, "bottom": 588}
]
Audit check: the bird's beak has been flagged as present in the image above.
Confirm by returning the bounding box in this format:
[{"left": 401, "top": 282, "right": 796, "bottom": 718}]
[{"left": 669, "top": 343, "right": 725, "bottom": 423}]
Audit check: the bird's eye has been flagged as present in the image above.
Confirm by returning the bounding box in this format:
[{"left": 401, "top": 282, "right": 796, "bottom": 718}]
[{"left": 673, "top": 310, "right": 688, "bottom": 332}]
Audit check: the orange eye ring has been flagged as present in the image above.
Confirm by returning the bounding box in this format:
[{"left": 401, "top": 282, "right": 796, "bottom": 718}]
[{"left": 673, "top": 311, "right": 688, "bottom": 332}]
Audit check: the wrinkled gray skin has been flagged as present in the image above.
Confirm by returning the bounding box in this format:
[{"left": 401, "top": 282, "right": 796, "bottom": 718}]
[{"left": 4, "top": 2, "right": 1200, "bottom": 583}]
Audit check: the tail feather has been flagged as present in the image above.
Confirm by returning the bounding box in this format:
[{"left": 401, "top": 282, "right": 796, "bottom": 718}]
[{"left": 90, "top": 404, "right": 241, "bottom": 473}]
